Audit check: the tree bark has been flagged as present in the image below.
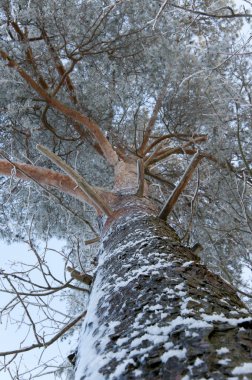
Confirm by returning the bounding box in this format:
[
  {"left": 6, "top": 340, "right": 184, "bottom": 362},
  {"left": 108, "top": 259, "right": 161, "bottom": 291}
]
[{"left": 75, "top": 209, "right": 252, "bottom": 380}]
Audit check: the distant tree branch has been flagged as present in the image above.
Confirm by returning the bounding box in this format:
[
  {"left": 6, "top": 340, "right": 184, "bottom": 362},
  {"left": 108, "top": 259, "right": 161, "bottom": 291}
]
[
  {"left": 159, "top": 152, "right": 204, "bottom": 220},
  {"left": 37, "top": 144, "right": 113, "bottom": 217}
]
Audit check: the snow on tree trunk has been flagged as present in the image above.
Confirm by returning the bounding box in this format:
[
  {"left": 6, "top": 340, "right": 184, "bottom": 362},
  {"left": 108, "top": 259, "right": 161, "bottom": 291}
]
[{"left": 75, "top": 210, "right": 252, "bottom": 380}]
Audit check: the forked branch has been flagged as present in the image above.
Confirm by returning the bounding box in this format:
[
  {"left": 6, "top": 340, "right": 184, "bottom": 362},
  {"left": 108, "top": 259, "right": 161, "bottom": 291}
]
[
  {"left": 0, "top": 154, "right": 107, "bottom": 215},
  {"left": 0, "top": 50, "right": 118, "bottom": 166},
  {"left": 138, "top": 76, "right": 169, "bottom": 156},
  {"left": 37, "top": 144, "right": 113, "bottom": 217},
  {"left": 159, "top": 152, "right": 203, "bottom": 220}
]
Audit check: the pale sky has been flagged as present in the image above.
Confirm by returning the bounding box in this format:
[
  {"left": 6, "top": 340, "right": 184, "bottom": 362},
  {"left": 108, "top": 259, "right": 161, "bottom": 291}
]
[{"left": 0, "top": 240, "right": 76, "bottom": 380}]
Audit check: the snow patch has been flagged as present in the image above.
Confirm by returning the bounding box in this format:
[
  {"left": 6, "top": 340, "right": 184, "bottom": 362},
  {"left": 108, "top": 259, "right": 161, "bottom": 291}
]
[
  {"left": 218, "top": 358, "right": 231, "bottom": 365},
  {"left": 111, "top": 358, "right": 135, "bottom": 379},
  {"left": 175, "top": 282, "right": 185, "bottom": 290},
  {"left": 232, "top": 363, "right": 252, "bottom": 375},
  {"left": 181, "top": 261, "right": 194, "bottom": 267},
  {"left": 180, "top": 297, "right": 200, "bottom": 315},
  {"left": 216, "top": 347, "right": 230, "bottom": 355},
  {"left": 161, "top": 348, "right": 187, "bottom": 363},
  {"left": 148, "top": 304, "right": 163, "bottom": 311},
  {"left": 201, "top": 313, "right": 252, "bottom": 326},
  {"left": 194, "top": 357, "right": 204, "bottom": 366}
]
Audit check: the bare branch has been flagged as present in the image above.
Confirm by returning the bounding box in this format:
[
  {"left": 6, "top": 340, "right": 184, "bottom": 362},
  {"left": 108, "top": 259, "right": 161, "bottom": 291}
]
[
  {"left": 159, "top": 152, "right": 204, "bottom": 220},
  {"left": 5, "top": 277, "right": 43, "bottom": 345},
  {"left": 37, "top": 144, "right": 113, "bottom": 216},
  {"left": 0, "top": 311, "right": 86, "bottom": 357}
]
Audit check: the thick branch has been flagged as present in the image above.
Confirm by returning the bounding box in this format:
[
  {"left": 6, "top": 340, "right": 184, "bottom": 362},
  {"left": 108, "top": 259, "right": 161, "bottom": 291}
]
[
  {"left": 0, "top": 157, "right": 110, "bottom": 213},
  {"left": 159, "top": 152, "right": 203, "bottom": 220},
  {"left": 37, "top": 144, "right": 113, "bottom": 216},
  {"left": 0, "top": 50, "right": 118, "bottom": 166}
]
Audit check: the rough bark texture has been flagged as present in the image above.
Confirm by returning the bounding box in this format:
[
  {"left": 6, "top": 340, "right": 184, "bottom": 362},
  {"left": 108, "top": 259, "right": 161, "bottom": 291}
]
[{"left": 75, "top": 211, "right": 252, "bottom": 380}]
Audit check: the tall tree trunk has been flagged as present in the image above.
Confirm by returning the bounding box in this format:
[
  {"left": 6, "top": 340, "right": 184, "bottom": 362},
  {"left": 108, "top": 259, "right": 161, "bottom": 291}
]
[{"left": 75, "top": 209, "right": 252, "bottom": 380}]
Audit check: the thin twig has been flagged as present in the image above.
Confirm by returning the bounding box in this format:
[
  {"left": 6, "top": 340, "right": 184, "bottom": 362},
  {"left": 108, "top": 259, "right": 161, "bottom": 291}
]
[{"left": 0, "top": 311, "right": 86, "bottom": 356}]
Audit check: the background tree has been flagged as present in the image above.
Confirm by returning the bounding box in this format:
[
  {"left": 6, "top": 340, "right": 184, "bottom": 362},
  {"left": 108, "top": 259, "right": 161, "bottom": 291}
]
[{"left": 0, "top": 0, "right": 252, "bottom": 378}]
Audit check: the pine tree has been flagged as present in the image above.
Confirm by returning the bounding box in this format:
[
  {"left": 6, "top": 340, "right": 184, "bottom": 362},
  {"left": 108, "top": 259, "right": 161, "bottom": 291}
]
[{"left": 0, "top": 0, "right": 252, "bottom": 378}]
